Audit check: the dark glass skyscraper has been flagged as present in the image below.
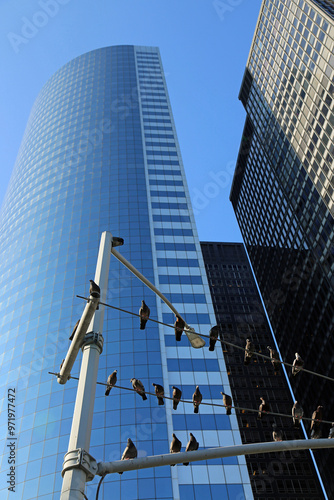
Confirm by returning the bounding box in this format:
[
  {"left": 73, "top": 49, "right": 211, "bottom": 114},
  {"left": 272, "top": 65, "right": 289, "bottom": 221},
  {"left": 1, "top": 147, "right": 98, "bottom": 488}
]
[
  {"left": 201, "top": 242, "right": 325, "bottom": 499},
  {"left": 230, "top": 1, "right": 334, "bottom": 497},
  {"left": 0, "top": 46, "right": 251, "bottom": 499}
]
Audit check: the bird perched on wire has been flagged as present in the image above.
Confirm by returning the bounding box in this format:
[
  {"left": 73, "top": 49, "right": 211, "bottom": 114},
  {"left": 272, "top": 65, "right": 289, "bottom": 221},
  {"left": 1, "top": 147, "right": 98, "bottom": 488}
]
[
  {"left": 152, "top": 383, "right": 164, "bottom": 405},
  {"left": 209, "top": 325, "right": 220, "bottom": 352},
  {"left": 272, "top": 423, "right": 283, "bottom": 441},
  {"left": 220, "top": 392, "right": 232, "bottom": 415},
  {"left": 192, "top": 386, "right": 202, "bottom": 414},
  {"left": 139, "top": 300, "right": 150, "bottom": 330},
  {"left": 292, "top": 401, "right": 304, "bottom": 427},
  {"left": 328, "top": 423, "right": 334, "bottom": 439},
  {"left": 130, "top": 378, "right": 147, "bottom": 400},
  {"left": 170, "top": 433, "right": 182, "bottom": 466},
  {"left": 310, "top": 405, "right": 323, "bottom": 439},
  {"left": 258, "top": 397, "right": 270, "bottom": 419},
  {"left": 267, "top": 346, "right": 280, "bottom": 371},
  {"left": 183, "top": 433, "right": 199, "bottom": 465},
  {"left": 172, "top": 386, "right": 182, "bottom": 410},
  {"left": 174, "top": 315, "right": 185, "bottom": 341},
  {"left": 119, "top": 438, "right": 137, "bottom": 474},
  {"left": 89, "top": 279, "right": 100, "bottom": 298},
  {"left": 292, "top": 353, "right": 304, "bottom": 376},
  {"left": 69, "top": 319, "right": 80, "bottom": 341},
  {"left": 244, "top": 338, "right": 254, "bottom": 365},
  {"left": 105, "top": 370, "right": 117, "bottom": 396}
]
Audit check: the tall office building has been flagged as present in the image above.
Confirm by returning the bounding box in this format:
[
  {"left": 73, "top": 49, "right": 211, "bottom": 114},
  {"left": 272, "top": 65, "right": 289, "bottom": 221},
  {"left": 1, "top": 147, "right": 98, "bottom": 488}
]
[
  {"left": 230, "top": 0, "right": 334, "bottom": 497},
  {"left": 201, "top": 242, "right": 325, "bottom": 499},
  {"left": 0, "top": 46, "right": 252, "bottom": 499}
]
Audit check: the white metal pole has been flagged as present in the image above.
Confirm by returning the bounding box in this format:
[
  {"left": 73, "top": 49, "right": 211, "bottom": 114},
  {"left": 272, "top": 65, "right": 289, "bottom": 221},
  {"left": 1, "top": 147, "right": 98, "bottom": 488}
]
[{"left": 60, "top": 231, "right": 112, "bottom": 500}]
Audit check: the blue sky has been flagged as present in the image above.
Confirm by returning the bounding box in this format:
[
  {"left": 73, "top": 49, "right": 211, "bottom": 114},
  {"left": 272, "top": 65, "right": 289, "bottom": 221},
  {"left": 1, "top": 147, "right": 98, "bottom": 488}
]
[{"left": 0, "top": 0, "right": 262, "bottom": 242}]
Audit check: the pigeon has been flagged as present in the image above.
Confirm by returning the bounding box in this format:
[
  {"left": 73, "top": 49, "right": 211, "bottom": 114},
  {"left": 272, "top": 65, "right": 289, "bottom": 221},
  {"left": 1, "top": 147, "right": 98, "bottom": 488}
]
[
  {"left": 69, "top": 319, "right": 80, "bottom": 341},
  {"left": 183, "top": 433, "right": 199, "bottom": 465},
  {"left": 172, "top": 386, "right": 182, "bottom": 410},
  {"left": 119, "top": 438, "right": 137, "bottom": 474},
  {"left": 267, "top": 346, "right": 280, "bottom": 371},
  {"left": 105, "top": 370, "right": 117, "bottom": 396},
  {"left": 328, "top": 423, "right": 334, "bottom": 439},
  {"left": 174, "top": 316, "right": 185, "bottom": 342},
  {"left": 292, "top": 401, "right": 304, "bottom": 427},
  {"left": 170, "top": 433, "right": 182, "bottom": 466},
  {"left": 258, "top": 397, "right": 270, "bottom": 419},
  {"left": 244, "top": 338, "right": 254, "bottom": 365},
  {"left": 310, "top": 405, "right": 323, "bottom": 438},
  {"left": 139, "top": 300, "right": 150, "bottom": 330},
  {"left": 292, "top": 353, "right": 304, "bottom": 376},
  {"left": 131, "top": 378, "right": 147, "bottom": 400},
  {"left": 89, "top": 279, "right": 100, "bottom": 298},
  {"left": 209, "top": 325, "right": 219, "bottom": 352},
  {"left": 192, "top": 386, "right": 202, "bottom": 414},
  {"left": 220, "top": 392, "right": 232, "bottom": 415},
  {"left": 272, "top": 423, "right": 283, "bottom": 441},
  {"left": 152, "top": 383, "right": 164, "bottom": 405}
]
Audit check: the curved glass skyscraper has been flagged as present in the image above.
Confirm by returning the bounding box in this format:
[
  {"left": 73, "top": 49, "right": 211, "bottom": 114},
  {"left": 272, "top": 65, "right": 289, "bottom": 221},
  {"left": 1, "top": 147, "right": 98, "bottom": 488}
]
[{"left": 0, "top": 46, "right": 251, "bottom": 499}]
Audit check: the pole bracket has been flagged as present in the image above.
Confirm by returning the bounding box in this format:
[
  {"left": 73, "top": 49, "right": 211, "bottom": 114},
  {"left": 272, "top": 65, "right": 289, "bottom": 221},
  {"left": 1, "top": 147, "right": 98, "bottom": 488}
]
[
  {"left": 82, "top": 331, "right": 104, "bottom": 354},
  {"left": 62, "top": 448, "right": 98, "bottom": 482}
]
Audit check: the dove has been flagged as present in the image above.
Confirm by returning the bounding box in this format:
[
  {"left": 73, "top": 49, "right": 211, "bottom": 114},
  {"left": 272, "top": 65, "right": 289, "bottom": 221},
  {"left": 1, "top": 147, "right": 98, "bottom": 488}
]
[
  {"left": 328, "top": 423, "right": 334, "bottom": 439},
  {"left": 310, "top": 405, "right": 323, "bottom": 438},
  {"left": 183, "top": 433, "right": 199, "bottom": 465},
  {"left": 105, "top": 370, "right": 117, "bottom": 396},
  {"left": 220, "top": 392, "right": 232, "bottom": 415},
  {"left": 139, "top": 300, "right": 150, "bottom": 330},
  {"left": 192, "top": 386, "right": 202, "bottom": 414},
  {"left": 244, "top": 338, "right": 254, "bottom": 365},
  {"left": 174, "top": 315, "right": 185, "bottom": 342},
  {"left": 258, "top": 397, "right": 270, "bottom": 419},
  {"left": 69, "top": 319, "right": 80, "bottom": 341},
  {"left": 89, "top": 279, "right": 100, "bottom": 298},
  {"left": 209, "top": 325, "right": 219, "bottom": 352},
  {"left": 292, "top": 353, "right": 304, "bottom": 376},
  {"left": 170, "top": 433, "right": 182, "bottom": 466},
  {"left": 292, "top": 401, "right": 304, "bottom": 427},
  {"left": 267, "top": 346, "right": 280, "bottom": 370},
  {"left": 172, "top": 386, "right": 182, "bottom": 410},
  {"left": 272, "top": 423, "right": 283, "bottom": 441},
  {"left": 119, "top": 438, "right": 137, "bottom": 474},
  {"left": 130, "top": 378, "right": 147, "bottom": 400},
  {"left": 152, "top": 383, "right": 164, "bottom": 405}
]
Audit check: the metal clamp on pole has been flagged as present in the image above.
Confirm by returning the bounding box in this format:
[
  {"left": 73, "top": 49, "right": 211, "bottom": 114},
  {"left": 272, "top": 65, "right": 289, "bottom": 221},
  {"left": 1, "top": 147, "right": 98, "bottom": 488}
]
[
  {"left": 83, "top": 332, "right": 104, "bottom": 353},
  {"left": 62, "top": 448, "right": 98, "bottom": 482}
]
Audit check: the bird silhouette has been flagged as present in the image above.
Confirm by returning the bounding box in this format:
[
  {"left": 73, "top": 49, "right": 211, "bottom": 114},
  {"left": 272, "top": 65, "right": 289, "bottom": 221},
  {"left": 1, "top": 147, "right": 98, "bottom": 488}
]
[
  {"left": 69, "top": 319, "right": 80, "bottom": 341},
  {"left": 272, "top": 423, "right": 283, "bottom": 441},
  {"left": 292, "top": 353, "right": 304, "bottom": 376},
  {"left": 209, "top": 325, "right": 219, "bottom": 352},
  {"left": 89, "top": 279, "right": 100, "bottom": 297},
  {"left": 220, "top": 392, "right": 232, "bottom": 415},
  {"left": 174, "top": 316, "right": 185, "bottom": 341},
  {"left": 119, "top": 438, "right": 137, "bottom": 474},
  {"left": 131, "top": 378, "right": 147, "bottom": 400},
  {"left": 192, "top": 386, "right": 202, "bottom": 414},
  {"left": 170, "top": 433, "right": 182, "bottom": 466},
  {"left": 244, "top": 338, "right": 254, "bottom": 365},
  {"left": 105, "top": 370, "right": 117, "bottom": 396},
  {"left": 183, "top": 433, "right": 199, "bottom": 465},
  {"left": 172, "top": 386, "right": 182, "bottom": 410},
  {"left": 258, "top": 397, "right": 270, "bottom": 419},
  {"left": 139, "top": 300, "right": 150, "bottom": 330},
  {"left": 267, "top": 346, "right": 280, "bottom": 371},
  {"left": 152, "top": 383, "right": 164, "bottom": 405},
  {"left": 292, "top": 401, "right": 304, "bottom": 427},
  {"left": 310, "top": 405, "right": 323, "bottom": 438}
]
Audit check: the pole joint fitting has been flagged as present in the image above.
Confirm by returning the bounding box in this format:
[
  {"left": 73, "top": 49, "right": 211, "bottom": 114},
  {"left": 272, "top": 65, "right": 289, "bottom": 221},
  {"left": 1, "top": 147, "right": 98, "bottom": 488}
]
[
  {"left": 62, "top": 448, "right": 98, "bottom": 482},
  {"left": 82, "top": 331, "right": 104, "bottom": 354}
]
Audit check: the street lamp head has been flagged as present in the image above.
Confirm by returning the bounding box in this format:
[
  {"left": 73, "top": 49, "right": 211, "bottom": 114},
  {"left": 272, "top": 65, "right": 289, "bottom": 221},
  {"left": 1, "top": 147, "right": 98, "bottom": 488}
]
[{"left": 184, "top": 327, "right": 205, "bottom": 349}]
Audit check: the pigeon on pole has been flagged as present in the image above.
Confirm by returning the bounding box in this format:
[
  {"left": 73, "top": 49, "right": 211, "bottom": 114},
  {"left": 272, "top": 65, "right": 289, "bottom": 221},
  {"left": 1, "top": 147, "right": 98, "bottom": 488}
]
[
  {"left": 89, "top": 279, "right": 100, "bottom": 309},
  {"left": 209, "top": 325, "right": 219, "bottom": 352},
  {"left": 152, "top": 383, "right": 164, "bottom": 405},
  {"left": 174, "top": 315, "right": 185, "bottom": 342},
  {"left": 272, "top": 423, "right": 283, "bottom": 441},
  {"left": 139, "top": 300, "right": 150, "bottom": 330},
  {"left": 292, "top": 353, "right": 304, "bottom": 376},
  {"left": 192, "top": 386, "right": 202, "bottom": 414},
  {"left": 170, "top": 433, "right": 182, "bottom": 466},
  {"left": 310, "top": 405, "right": 323, "bottom": 439},
  {"left": 105, "top": 370, "right": 117, "bottom": 396},
  {"left": 258, "top": 397, "right": 270, "bottom": 419},
  {"left": 119, "top": 438, "right": 137, "bottom": 474},
  {"left": 183, "top": 433, "right": 199, "bottom": 465},
  {"left": 131, "top": 378, "right": 147, "bottom": 400},
  {"left": 328, "top": 423, "right": 334, "bottom": 439},
  {"left": 220, "top": 392, "right": 232, "bottom": 415},
  {"left": 69, "top": 319, "right": 80, "bottom": 341},
  {"left": 244, "top": 338, "right": 254, "bottom": 365},
  {"left": 172, "top": 386, "right": 182, "bottom": 410},
  {"left": 292, "top": 401, "right": 304, "bottom": 427}
]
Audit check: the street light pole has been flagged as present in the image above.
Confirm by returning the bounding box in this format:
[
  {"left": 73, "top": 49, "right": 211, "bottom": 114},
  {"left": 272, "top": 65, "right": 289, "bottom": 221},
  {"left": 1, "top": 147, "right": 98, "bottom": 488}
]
[{"left": 60, "top": 231, "right": 112, "bottom": 500}]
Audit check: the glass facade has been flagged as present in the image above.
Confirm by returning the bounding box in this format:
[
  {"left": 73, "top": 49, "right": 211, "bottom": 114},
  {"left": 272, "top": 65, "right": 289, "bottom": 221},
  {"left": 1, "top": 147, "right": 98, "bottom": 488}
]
[
  {"left": 0, "top": 46, "right": 251, "bottom": 499},
  {"left": 230, "top": 1, "right": 334, "bottom": 497}
]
